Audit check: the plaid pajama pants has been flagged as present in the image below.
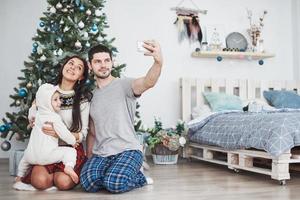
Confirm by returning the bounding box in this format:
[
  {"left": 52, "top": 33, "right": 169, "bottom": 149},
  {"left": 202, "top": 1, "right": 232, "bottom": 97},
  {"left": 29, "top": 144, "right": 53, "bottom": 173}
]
[{"left": 80, "top": 150, "right": 147, "bottom": 193}]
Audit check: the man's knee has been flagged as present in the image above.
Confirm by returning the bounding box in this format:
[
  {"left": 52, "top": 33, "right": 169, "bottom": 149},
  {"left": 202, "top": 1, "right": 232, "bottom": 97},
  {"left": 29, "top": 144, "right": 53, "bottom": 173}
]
[
  {"left": 80, "top": 168, "right": 102, "bottom": 192},
  {"left": 103, "top": 175, "right": 128, "bottom": 193}
]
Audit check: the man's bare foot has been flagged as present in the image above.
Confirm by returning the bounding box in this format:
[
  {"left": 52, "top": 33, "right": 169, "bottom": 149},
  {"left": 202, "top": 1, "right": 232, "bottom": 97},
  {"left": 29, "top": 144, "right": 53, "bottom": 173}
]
[{"left": 64, "top": 166, "right": 79, "bottom": 184}]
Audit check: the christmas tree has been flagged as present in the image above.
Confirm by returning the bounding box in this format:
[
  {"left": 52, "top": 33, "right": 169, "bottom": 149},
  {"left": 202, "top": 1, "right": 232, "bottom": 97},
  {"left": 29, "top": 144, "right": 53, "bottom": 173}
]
[{"left": 0, "top": 0, "right": 127, "bottom": 151}]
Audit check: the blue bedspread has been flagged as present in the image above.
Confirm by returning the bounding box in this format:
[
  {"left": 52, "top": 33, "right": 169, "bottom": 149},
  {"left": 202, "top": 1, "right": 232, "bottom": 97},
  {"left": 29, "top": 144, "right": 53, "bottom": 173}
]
[{"left": 188, "top": 110, "right": 300, "bottom": 157}]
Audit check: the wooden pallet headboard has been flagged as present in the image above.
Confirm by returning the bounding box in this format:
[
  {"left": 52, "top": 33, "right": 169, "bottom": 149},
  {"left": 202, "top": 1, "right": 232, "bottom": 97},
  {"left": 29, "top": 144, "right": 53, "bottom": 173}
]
[{"left": 180, "top": 78, "right": 300, "bottom": 122}]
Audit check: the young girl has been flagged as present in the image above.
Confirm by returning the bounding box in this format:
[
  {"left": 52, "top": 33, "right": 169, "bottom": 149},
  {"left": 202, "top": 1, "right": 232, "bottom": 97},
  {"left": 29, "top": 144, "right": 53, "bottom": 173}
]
[
  {"left": 16, "top": 56, "right": 92, "bottom": 191},
  {"left": 15, "top": 84, "right": 79, "bottom": 185}
]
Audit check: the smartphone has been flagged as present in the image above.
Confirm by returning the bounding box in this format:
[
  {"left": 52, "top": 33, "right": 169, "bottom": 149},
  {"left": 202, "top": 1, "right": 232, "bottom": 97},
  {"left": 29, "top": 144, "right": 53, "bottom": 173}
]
[{"left": 137, "top": 41, "right": 148, "bottom": 53}]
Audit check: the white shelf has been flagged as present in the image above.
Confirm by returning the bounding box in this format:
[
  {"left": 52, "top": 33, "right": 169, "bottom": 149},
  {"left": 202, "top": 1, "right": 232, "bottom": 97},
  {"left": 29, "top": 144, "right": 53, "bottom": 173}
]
[{"left": 191, "top": 51, "right": 275, "bottom": 60}]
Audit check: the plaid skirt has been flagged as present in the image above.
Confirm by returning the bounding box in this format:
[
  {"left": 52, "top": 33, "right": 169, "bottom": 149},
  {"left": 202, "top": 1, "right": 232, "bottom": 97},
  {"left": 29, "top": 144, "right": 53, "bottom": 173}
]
[{"left": 22, "top": 143, "right": 87, "bottom": 184}]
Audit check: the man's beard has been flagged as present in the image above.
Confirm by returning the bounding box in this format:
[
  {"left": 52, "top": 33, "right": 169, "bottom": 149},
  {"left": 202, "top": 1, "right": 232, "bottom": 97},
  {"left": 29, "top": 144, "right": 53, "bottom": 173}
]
[{"left": 95, "top": 71, "right": 111, "bottom": 79}]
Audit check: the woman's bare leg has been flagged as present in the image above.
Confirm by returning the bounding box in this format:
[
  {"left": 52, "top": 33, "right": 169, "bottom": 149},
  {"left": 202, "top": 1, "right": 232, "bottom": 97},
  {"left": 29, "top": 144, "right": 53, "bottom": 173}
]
[
  {"left": 31, "top": 166, "right": 54, "bottom": 190},
  {"left": 53, "top": 172, "right": 76, "bottom": 190}
]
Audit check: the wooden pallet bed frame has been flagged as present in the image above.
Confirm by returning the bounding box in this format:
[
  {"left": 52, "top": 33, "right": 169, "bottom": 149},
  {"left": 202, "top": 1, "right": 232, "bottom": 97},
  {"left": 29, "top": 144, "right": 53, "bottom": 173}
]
[{"left": 180, "top": 78, "right": 300, "bottom": 185}]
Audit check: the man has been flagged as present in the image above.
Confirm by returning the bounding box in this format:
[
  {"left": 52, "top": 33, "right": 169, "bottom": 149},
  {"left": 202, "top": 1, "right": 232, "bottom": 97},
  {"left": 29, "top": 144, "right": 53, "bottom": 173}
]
[{"left": 80, "top": 40, "right": 163, "bottom": 193}]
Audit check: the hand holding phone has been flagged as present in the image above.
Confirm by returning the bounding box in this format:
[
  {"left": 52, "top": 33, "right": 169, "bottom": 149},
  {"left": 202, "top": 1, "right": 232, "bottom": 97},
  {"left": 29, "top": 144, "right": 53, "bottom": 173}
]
[{"left": 137, "top": 41, "right": 149, "bottom": 53}]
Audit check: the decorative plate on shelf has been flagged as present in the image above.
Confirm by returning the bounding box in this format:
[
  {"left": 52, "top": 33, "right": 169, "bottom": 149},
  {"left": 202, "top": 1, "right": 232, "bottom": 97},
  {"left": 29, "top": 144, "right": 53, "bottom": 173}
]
[{"left": 225, "top": 32, "right": 248, "bottom": 52}]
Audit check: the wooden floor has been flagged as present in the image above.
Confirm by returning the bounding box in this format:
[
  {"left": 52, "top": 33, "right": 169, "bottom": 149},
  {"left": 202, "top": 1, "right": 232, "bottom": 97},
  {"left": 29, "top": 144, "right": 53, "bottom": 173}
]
[{"left": 1, "top": 158, "right": 300, "bottom": 200}]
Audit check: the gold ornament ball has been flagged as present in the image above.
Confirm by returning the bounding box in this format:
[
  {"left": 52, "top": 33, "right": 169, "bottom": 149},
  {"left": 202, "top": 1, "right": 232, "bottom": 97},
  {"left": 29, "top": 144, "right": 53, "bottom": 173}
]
[
  {"left": 16, "top": 100, "right": 21, "bottom": 106},
  {"left": 26, "top": 82, "right": 32, "bottom": 88}
]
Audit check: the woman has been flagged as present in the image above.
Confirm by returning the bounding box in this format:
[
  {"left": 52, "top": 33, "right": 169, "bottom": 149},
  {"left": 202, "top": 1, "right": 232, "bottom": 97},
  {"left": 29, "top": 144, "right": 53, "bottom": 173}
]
[{"left": 21, "top": 55, "right": 92, "bottom": 190}]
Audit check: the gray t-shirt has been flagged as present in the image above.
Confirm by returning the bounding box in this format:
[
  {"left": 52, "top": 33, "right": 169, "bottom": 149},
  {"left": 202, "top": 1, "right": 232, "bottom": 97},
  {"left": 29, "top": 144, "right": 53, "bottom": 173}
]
[{"left": 90, "top": 77, "right": 142, "bottom": 157}]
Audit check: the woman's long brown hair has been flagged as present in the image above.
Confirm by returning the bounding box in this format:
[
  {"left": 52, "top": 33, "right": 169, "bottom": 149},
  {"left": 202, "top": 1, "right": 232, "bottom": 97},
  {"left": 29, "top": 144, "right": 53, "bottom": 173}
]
[{"left": 54, "top": 55, "right": 92, "bottom": 133}]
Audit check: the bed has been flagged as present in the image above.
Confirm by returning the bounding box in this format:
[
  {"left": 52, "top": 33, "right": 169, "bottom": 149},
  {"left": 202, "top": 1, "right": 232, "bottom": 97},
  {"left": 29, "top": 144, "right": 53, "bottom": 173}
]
[{"left": 180, "top": 78, "right": 300, "bottom": 185}]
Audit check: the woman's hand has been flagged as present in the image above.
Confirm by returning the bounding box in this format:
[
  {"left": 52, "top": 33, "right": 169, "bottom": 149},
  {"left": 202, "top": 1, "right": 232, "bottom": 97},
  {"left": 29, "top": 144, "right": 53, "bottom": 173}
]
[{"left": 42, "top": 122, "right": 59, "bottom": 138}]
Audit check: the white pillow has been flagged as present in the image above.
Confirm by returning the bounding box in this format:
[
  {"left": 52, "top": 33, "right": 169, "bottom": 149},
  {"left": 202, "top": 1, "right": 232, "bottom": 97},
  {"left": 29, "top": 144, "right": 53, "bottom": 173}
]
[
  {"left": 191, "top": 104, "right": 212, "bottom": 119},
  {"left": 188, "top": 104, "right": 214, "bottom": 127},
  {"left": 243, "top": 99, "right": 276, "bottom": 112}
]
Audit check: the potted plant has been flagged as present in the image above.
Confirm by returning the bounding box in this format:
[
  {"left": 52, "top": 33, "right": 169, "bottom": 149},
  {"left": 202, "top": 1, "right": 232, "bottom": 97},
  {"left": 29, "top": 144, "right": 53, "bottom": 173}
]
[{"left": 146, "top": 118, "right": 186, "bottom": 164}]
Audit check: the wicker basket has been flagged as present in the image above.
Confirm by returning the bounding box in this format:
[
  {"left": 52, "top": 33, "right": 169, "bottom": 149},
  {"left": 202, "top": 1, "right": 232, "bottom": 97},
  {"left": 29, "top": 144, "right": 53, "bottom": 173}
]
[
  {"left": 151, "top": 144, "right": 178, "bottom": 165},
  {"left": 152, "top": 154, "right": 178, "bottom": 165}
]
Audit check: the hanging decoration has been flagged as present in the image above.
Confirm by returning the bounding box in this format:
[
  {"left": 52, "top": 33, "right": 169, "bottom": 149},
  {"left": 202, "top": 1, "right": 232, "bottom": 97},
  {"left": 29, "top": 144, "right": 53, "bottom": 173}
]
[{"left": 171, "top": 0, "right": 207, "bottom": 45}]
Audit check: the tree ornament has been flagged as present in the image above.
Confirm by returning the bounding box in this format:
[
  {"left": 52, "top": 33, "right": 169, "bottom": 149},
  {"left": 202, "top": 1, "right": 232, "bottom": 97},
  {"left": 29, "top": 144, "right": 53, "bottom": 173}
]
[
  {"left": 32, "top": 48, "right": 37, "bottom": 53},
  {"left": 83, "top": 32, "right": 89, "bottom": 38},
  {"left": 50, "top": 6, "right": 56, "bottom": 13},
  {"left": 15, "top": 134, "right": 22, "bottom": 141},
  {"left": 86, "top": 9, "right": 91, "bottom": 15},
  {"left": 63, "top": 26, "right": 70, "bottom": 32},
  {"left": 78, "top": 21, "right": 85, "bottom": 29},
  {"left": 18, "top": 88, "right": 28, "bottom": 97},
  {"left": 0, "top": 125, "right": 7, "bottom": 133},
  {"left": 1, "top": 140, "right": 11, "bottom": 151},
  {"left": 56, "top": 37, "right": 63, "bottom": 43},
  {"left": 57, "top": 48, "right": 63, "bottom": 56},
  {"left": 38, "top": 79, "right": 42, "bottom": 85},
  {"left": 91, "top": 24, "right": 98, "bottom": 32},
  {"left": 85, "top": 41, "right": 91, "bottom": 47},
  {"left": 39, "top": 22, "right": 45, "bottom": 27},
  {"left": 75, "top": 40, "right": 82, "bottom": 48},
  {"left": 216, "top": 56, "right": 223, "bottom": 62},
  {"left": 59, "top": 19, "right": 64, "bottom": 25},
  {"left": 37, "top": 46, "right": 43, "bottom": 55},
  {"left": 26, "top": 82, "right": 32, "bottom": 88},
  {"left": 62, "top": 8, "right": 68, "bottom": 13},
  {"left": 79, "top": 5, "right": 85, "bottom": 11},
  {"left": 16, "top": 100, "right": 21, "bottom": 106},
  {"left": 56, "top": 2, "right": 63, "bottom": 9},
  {"left": 33, "top": 42, "right": 38, "bottom": 48},
  {"left": 95, "top": 9, "right": 102, "bottom": 17},
  {"left": 40, "top": 55, "right": 47, "bottom": 61},
  {"left": 85, "top": 79, "right": 91, "bottom": 84}
]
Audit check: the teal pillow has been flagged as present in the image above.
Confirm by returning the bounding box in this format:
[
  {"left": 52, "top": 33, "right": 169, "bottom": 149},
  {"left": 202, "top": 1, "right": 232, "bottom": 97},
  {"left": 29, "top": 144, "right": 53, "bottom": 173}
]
[
  {"left": 263, "top": 90, "right": 300, "bottom": 109},
  {"left": 203, "top": 92, "right": 243, "bottom": 112}
]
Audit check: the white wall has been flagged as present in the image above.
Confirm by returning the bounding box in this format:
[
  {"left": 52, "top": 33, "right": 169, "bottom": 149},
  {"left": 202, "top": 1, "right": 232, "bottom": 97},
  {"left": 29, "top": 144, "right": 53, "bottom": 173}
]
[
  {"left": 0, "top": 1, "right": 47, "bottom": 158},
  {"left": 0, "top": 0, "right": 297, "bottom": 158},
  {"left": 292, "top": 0, "right": 300, "bottom": 80}
]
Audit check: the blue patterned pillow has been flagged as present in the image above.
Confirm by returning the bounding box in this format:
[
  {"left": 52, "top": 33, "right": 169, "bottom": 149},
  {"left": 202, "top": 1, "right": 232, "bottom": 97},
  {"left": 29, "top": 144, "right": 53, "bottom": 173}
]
[
  {"left": 203, "top": 92, "right": 243, "bottom": 112},
  {"left": 263, "top": 90, "right": 300, "bottom": 109}
]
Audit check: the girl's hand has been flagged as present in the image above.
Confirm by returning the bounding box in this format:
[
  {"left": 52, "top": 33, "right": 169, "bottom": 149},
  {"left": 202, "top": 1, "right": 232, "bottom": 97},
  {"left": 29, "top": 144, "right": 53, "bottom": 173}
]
[
  {"left": 42, "top": 122, "right": 59, "bottom": 138},
  {"left": 73, "top": 142, "right": 79, "bottom": 148}
]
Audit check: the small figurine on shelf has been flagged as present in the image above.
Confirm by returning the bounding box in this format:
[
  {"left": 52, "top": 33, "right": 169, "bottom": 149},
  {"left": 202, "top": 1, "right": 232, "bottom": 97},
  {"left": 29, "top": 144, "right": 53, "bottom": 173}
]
[
  {"left": 246, "top": 9, "right": 267, "bottom": 51},
  {"left": 209, "top": 28, "right": 222, "bottom": 51}
]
